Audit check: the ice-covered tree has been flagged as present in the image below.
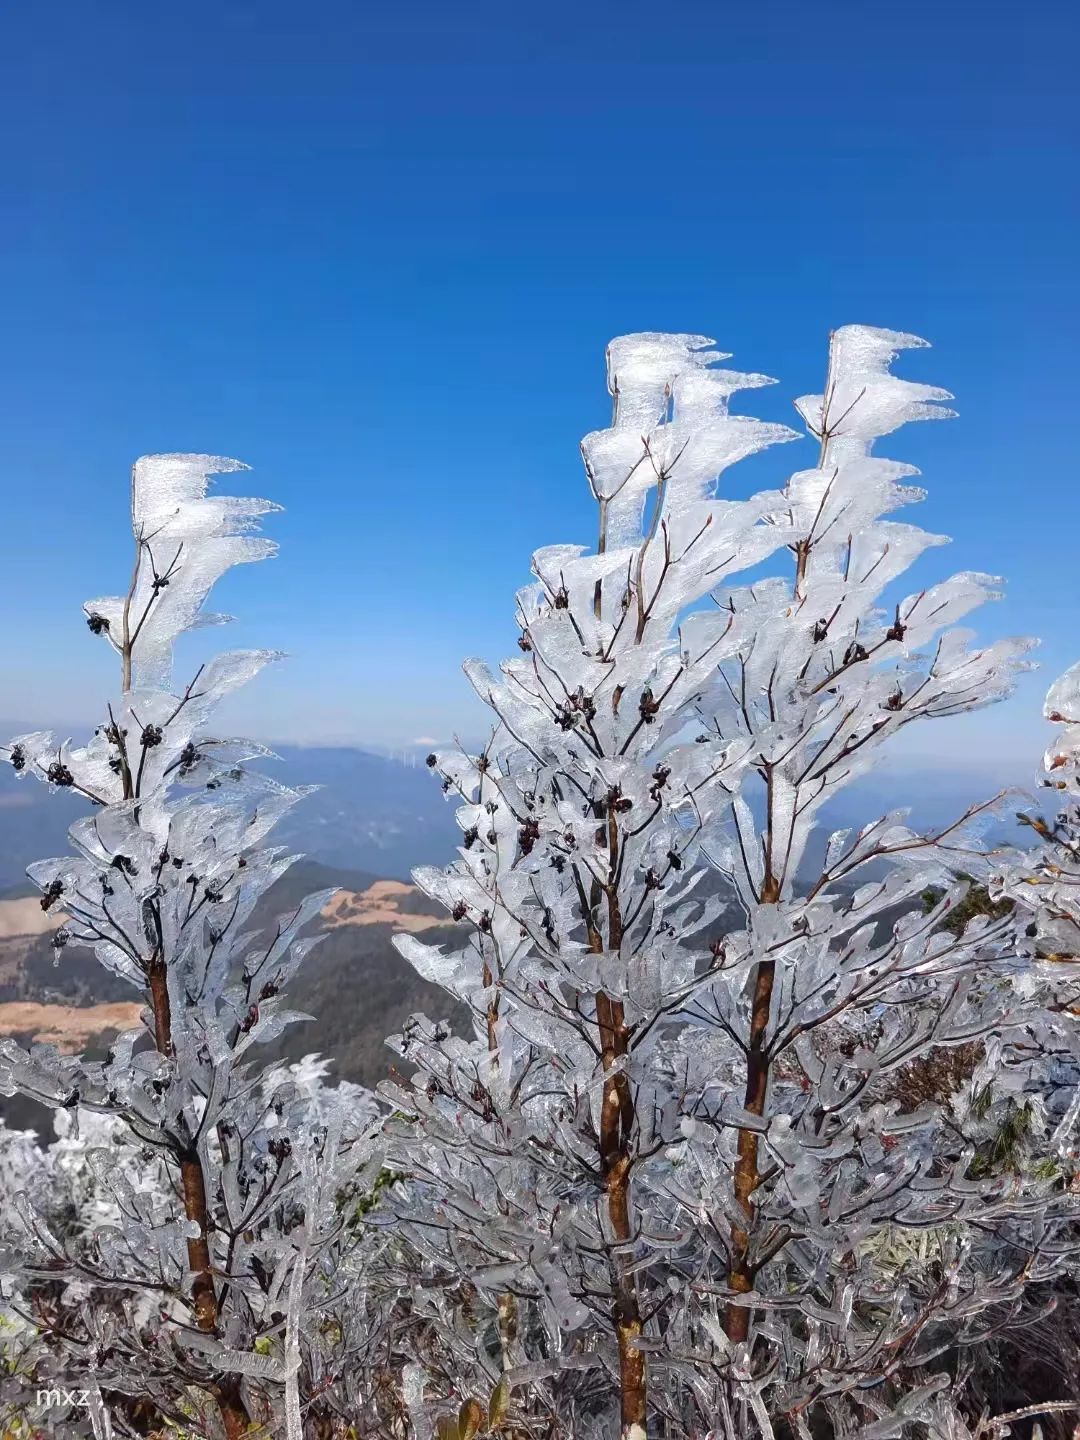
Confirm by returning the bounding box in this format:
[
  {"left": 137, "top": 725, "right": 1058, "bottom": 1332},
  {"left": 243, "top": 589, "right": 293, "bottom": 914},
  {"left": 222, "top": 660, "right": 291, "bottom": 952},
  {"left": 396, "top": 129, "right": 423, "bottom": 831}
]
[
  {"left": 382, "top": 335, "right": 799, "bottom": 1438},
  {"left": 1002, "top": 660, "right": 1080, "bottom": 967},
  {"left": 387, "top": 329, "right": 1076, "bottom": 1438},
  {"left": 642, "top": 327, "right": 1073, "bottom": 1435},
  {"left": 0, "top": 457, "right": 381, "bottom": 1439}
]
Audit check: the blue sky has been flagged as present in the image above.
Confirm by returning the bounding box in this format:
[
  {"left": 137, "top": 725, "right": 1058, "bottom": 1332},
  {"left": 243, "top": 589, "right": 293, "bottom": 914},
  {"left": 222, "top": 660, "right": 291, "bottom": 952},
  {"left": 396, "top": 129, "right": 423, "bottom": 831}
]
[{"left": 0, "top": 1, "right": 1076, "bottom": 771}]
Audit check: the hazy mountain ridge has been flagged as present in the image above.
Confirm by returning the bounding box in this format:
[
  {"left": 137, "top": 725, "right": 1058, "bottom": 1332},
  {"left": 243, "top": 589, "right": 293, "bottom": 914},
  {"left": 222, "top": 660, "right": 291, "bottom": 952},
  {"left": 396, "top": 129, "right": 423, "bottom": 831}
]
[
  {"left": 0, "top": 734, "right": 1032, "bottom": 1142},
  {"left": 0, "top": 729, "right": 1033, "bottom": 898},
  {"left": 0, "top": 739, "right": 462, "bottom": 891},
  {"left": 0, "top": 858, "right": 468, "bottom": 1136}
]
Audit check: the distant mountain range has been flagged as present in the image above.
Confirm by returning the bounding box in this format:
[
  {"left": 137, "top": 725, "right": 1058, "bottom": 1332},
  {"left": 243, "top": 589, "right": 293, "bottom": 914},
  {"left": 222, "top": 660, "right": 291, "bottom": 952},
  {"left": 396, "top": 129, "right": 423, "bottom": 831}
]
[
  {"left": 0, "top": 736, "right": 471, "bottom": 1139},
  {"left": 0, "top": 739, "right": 462, "bottom": 892},
  {"left": 270, "top": 745, "right": 462, "bottom": 876},
  {"left": 0, "top": 858, "right": 470, "bottom": 1137},
  {"left": 0, "top": 726, "right": 1036, "bottom": 898},
  {"left": 0, "top": 726, "right": 1039, "bottom": 1142}
]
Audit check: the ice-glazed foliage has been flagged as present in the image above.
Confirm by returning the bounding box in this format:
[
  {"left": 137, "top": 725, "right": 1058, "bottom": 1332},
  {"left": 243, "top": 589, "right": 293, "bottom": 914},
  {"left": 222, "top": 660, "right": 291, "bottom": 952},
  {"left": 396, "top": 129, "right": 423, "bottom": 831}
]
[
  {"left": 990, "top": 659, "right": 1080, "bottom": 1256},
  {"left": 0, "top": 458, "right": 382, "bottom": 1440},
  {"left": 999, "top": 661, "right": 1080, "bottom": 966},
  {"left": 0, "top": 358, "right": 1075, "bottom": 1440},
  {"left": 389, "top": 329, "right": 1076, "bottom": 1439},
  {"left": 84, "top": 453, "right": 280, "bottom": 691}
]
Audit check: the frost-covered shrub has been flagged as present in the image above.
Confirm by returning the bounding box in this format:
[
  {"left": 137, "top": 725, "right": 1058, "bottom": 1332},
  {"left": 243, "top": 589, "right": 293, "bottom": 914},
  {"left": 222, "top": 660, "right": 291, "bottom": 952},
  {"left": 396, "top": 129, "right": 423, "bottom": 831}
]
[
  {"left": 387, "top": 330, "right": 1080, "bottom": 1439},
  {"left": 0, "top": 342, "right": 1076, "bottom": 1440},
  {"left": 0, "top": 458, "right": 383, "bottom": 1439}
]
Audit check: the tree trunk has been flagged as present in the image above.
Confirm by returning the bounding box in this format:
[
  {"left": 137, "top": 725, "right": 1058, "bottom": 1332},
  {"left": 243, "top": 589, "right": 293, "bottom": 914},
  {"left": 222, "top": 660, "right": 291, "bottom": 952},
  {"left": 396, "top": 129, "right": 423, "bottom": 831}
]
[
  {"left": 597, "top": 987, "right": 647, "bottom": 1435},
  {"left": 147, "top": 956, "right": 252, "bottom": 1436},
  {"left": 725, "top": 956, "right": 776, "bottom": 1343},
  {"left": 593, "top": 804, "right": 650, "bottom": 1435},
  {"left": 483, "top": 956, "right": 520, "bottom": 1368}
]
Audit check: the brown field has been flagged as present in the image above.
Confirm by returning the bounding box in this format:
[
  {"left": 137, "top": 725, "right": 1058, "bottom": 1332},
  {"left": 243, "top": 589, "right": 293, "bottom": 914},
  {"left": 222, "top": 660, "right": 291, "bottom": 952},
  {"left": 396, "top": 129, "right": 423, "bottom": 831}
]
[
  {"left": 0, "top": 880, "right": 444, "bottom": 1053},
  {"left": 0, "top": 1001, "right": 143, "bottom": 1051},
  {"left": 321, "top": 880, "right": 444, "bottom": 932}
]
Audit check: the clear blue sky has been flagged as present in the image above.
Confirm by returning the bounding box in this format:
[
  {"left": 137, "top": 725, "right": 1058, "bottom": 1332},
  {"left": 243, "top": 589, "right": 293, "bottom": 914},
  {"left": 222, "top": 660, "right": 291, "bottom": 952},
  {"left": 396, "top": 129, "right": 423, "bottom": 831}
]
[{"left": 0, "top": 1, "right": 1075, "bottom": 768}]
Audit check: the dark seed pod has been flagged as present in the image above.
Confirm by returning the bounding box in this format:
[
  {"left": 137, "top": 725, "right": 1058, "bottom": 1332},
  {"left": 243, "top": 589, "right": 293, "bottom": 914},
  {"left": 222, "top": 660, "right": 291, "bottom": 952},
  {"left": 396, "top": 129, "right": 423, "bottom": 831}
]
[
  {"left": 40, "top": 879, "right": 64, "bottom": 912},
  {"left": 649, "top": 764, "right": 671, "bottom": 801},
  {"left": 638, "top": 688, "right": 661, "bottom": 725}
]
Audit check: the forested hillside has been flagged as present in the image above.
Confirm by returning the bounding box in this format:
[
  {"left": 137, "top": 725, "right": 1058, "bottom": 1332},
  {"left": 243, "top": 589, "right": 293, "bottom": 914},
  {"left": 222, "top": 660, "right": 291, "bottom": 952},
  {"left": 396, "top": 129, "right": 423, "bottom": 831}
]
[{"left": 0, "top": 861, "right": 469, "bottom": 1139}]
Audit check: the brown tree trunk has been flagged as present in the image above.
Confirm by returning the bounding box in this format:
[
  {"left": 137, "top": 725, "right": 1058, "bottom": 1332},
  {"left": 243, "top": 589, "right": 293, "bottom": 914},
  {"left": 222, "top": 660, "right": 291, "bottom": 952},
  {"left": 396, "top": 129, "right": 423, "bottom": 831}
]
[
  {"left": 598, "top": 990, "right": 647, "bottom": 1436},
  {"left": 725, "top": 852, "right": 781, "bottom": 1345},
  {"left": 147, "top": 962, "right": 219, "bottom": 1330},
  {"left": 483, "top": 957, "right": 520, "bottom": 1367},
  {"left": 596, "top": 805, "right": 648, "bottom": 1434},
  {"left": 146, "top": 957, "right": 252, "bottom": 1436},
  {"left": 725, "top": 955, "right": 776, "bottom": 1344}
]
